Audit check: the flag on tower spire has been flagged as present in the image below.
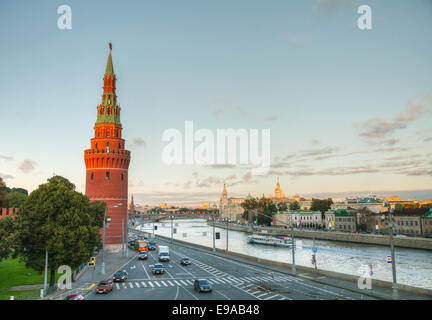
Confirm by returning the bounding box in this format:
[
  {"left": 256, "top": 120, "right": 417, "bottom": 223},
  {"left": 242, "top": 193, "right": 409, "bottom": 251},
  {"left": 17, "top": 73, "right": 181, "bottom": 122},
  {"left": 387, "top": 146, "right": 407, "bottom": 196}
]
[{"left": 105, "top": 42, "right": 114, "bottom": 75}]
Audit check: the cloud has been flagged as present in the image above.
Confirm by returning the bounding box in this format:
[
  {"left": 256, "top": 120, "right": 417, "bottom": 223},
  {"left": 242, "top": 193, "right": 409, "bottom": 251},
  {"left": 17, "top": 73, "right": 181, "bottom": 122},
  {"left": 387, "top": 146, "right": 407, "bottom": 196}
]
[
  {"left": 311, "top": 139, "right": 321, "bottom": 145},
  {"left": 356, "top": 96, "right": 430, "bottom": 143},
  {"left": 263, "top": 115, "right": 278, "bottom": 121},
  {"left": 209, "top": 93, "right": 246, "bottom": 116},
  {"left": 226, "top": 174, "right": 236, "bottom": 180},
  {"left": 365, "top": 138, "right": 400, "bottom": 146},
  {"left": 0, "top": 155, "right": 14, "bottom": 161},
  {"left": 132, "top": 137, "right": 146, "bottom": 147},
  {"left": 18, "top": 159, "right": 36, "bottom": 173},
  {"left": 205, "top": 164, "right": 236, "bottom": 169},
  {"left": 0, "top": 173, "right": 13, "bottom": 180},
  {"left": 301, "top": 146, "right": 341, "bottom": 157},
  {"left": 314, "top": 0, "right": 347, "bottom": 13}
]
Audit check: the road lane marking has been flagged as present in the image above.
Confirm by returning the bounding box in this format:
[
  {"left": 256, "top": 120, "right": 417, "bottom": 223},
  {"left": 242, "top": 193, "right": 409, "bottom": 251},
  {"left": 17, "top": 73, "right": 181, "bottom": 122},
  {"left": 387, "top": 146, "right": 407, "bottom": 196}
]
[
  {"left": 179, "top": 286, "right": 199, "bottom": 300},
  {"left": 256, "top": 293, "right": 269, "bottom": 298},
  {"left": 173, "top": 280, "right": 182, "bottom": 286},
  {"left": 265, "top": 294, "right": 280, "bottom": 300},
  {"left": 135, "top": 282, "right": 140, "bottom": 288},
  {"left": 115, "top": 284, "right": 120, "bottom": 290},
  {"left": 185, "top": 280, "right": 194, "bottom": 285},
  {"left": 128, "top": 282, "right": 133, "bottom": 288},
  {"left": 148, "top": 282, "right": 154, "bottom": 287},
  {"left": 163, "top": 268, "right": 175, "bottom": 279},
  {"left": 140, "top": 261, "right": 150, "bottom": 279},
  {"left": 167, "top": 280, "right": 175, "bottom": 286},
  {"left": 161, "top": 281, "right": 168, "bottom": 287},
  {"left": 141, "top": 282, "right": 147, "bottom": 287},
  {"left": 215, "top": 289, "right": 231, "bottom": 300},
  {"left": 180, "top": 280, "right": 188, "bottom": 286},
  {"left": 154, "top": 281, "right": 162, "bottom": 287}
]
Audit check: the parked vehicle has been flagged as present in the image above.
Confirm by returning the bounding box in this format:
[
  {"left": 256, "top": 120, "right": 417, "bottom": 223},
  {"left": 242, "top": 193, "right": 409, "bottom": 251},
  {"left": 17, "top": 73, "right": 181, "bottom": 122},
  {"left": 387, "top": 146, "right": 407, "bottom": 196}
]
[
  {"left": 64, "top": 294, "right": 85, "bottom": 300},
  {"left": 96, "top": 280, "right": 114, "bottom": 294},
  {"left": 180, "top": 257, "right": 191, "bottom": 266},
  {"left": 157, "top": 245, "right": 170, "bottom": 262},
  {"left": 152, "top": 263, "right": 165, "bottom": 275},
  {"left": 194, "top": 279, "right": 212, "bottom": 292},
  {"left": 112, "top": 270, "right": 128, "bottom": 282},
  {"left": 138, "top": 252, "right": 148, "bottom": 260}
]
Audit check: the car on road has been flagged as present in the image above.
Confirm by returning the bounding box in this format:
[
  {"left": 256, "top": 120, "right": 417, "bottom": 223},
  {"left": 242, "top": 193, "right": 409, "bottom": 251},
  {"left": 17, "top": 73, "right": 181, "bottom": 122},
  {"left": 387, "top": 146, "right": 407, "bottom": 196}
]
[
  {"left": 152, "top": 263, "right": 165, "bottom": 275},
  {"left": 138, "top": 251, "right": 148, "bottom": 260},
  {"left": 148, "top": 244, "right": 156, "bottom": 251},
  {"left": 180, "top": 258, "right": 191, "bottom": 266},
  {"left": 112, "top": 270, "right": 128, "bottom": 282},
  {"left": 64, "top": 294, "right": 85, "bottom": 300},
  {"left": 96, "top": 280, "right": 114, "bottom": 294},
  {"left": 194, "top": 279, "right": 212, "bottom": 293}
]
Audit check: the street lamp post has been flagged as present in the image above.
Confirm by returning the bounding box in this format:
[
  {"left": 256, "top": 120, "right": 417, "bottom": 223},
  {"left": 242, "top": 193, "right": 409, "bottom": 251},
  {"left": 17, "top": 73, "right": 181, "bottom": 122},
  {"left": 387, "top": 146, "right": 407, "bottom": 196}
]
[
  {"left": 171, "top": 215, "right": 173, "bottom": 244},
  {"left": 101, "top": 202, "right": 122, "bottom": 275},
  {"left": 382, "top": 202, "right": 399, "bottom": 300},
  {"left": 213, "top": 212, "right": 216, "bottom": 253},
  {"left": 291, "top": 214, "right": 296, "bottom": 275}
]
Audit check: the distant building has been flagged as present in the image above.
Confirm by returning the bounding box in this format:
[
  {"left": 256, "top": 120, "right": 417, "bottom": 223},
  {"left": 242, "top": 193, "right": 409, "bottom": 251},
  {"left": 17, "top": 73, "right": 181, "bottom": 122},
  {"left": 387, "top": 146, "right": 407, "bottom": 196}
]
[
  {"left": 274, "top": 209, "right": 322, "bottom": 228},
  {"left": 201, "top": 202, "right": 210, "bottom": 209},
  {"left": 226, "top": 197, "right": 245, "bottom": 221},
  {"left": 421, "top": 209, "right": 432, "bottom": 236},
  {"left": 325, "top": 210, "right": 357, "bottom": 232},
  {"left": 385, "top": 195, "right": 419, "bottom": 210},
  {"left": 159, "top": 203, "right": 168, "bottom": 209}
]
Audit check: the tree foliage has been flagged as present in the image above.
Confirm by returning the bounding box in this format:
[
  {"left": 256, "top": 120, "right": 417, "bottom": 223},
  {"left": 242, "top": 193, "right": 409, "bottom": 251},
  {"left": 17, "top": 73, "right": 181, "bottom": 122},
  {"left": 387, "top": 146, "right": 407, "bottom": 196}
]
[
  {"left": 0, "top": 216, "right": 15, "bottom": 261},
  {"left": 241, "top": 196, "right": 278, "bottom": 226},
  {"left": 310, "top": 198, "right": 333, "bottom": 218},
  {"left": 0, "top": 178, "right": 8, "bottom": 207},
  {"left": 290, "top": 201, "right": 300, "bottom": 210},
  {"left": 14, "top": 175, "right": 105, "bottom": 286}
]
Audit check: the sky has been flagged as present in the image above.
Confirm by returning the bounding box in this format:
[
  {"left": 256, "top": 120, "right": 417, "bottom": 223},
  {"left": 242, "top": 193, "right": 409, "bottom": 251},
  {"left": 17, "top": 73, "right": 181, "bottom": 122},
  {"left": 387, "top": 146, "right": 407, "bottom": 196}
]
[{"left": 0, "top": 0, "right": 431, "bottom": 206}]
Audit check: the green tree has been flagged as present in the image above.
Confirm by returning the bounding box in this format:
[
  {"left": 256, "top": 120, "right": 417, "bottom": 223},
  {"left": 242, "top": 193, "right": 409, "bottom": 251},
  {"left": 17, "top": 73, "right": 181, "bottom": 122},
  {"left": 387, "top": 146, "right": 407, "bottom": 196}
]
[
  {"left": 241, "top": 196, "right": 277, "bottom": 226},
  {"left": 14, "top": 175, "right": 105, "bottom": 287},
  {"left": 0, "top": 178, "right": 8, "bottom": 207},
  {"left": 310, "top": 198, "right": 334, "bottom": 219},
  {"left": 0, "top": 216, "right": 15, "bottom": 262},
  {"left": 7, "top": 191, "right": 27, "bottom": 208},
  {"left": 290, "top": 201, "right": 300, "bottom": 211},
  {"left": 241, "top": 197, "right": 258, "bottom": 222}
]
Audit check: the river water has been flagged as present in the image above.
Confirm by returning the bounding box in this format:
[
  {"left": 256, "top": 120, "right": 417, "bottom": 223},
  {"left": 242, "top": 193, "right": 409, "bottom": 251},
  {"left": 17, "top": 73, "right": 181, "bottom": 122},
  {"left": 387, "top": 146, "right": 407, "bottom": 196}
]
[{"left": 137, "top": 218, "right": 432, "bottom": 290}]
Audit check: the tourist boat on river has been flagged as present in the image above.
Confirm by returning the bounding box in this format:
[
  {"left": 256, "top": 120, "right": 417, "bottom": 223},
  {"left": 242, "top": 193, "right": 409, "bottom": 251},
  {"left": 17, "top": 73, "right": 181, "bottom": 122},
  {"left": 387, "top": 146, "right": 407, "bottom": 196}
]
[{"left": 247, "top": 234, "right": 293, "bottom": 247}]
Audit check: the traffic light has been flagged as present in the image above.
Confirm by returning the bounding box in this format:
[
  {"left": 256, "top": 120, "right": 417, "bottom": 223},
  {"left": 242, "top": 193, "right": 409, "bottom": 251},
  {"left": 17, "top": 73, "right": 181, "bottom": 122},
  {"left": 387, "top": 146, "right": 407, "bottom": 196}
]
[
  {"left": 154, "top": 226, "right": 158, "bottom": 230},
  {"left": 215, "top": 232, "right": 220, "bottom": 239}
]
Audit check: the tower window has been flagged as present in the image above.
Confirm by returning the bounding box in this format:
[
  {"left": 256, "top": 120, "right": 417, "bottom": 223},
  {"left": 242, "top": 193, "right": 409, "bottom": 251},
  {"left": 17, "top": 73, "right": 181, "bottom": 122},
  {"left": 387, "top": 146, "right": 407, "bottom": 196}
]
[
  {"left": 107, "top": 131, "right": 110, "bottom": 137},
  {"left": 107, "top": 142, "right": 110, "bottom": 153},
  {"left": 121, "top": 173, "right": 124, "bottom": 180},
  {"left": 118, "top": 142, "right": 121, "bottom": 149},
  {"left": 91, "top": 172, "right": 94, "bottom": 180},
  {"left": 106, "top": 172, "right": 110, "bottom": 180}
]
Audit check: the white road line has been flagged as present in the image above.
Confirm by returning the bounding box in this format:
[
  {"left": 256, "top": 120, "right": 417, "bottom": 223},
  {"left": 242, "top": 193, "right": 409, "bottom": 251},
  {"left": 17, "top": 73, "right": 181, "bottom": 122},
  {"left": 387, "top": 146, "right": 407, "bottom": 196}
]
[
  {"left": 161, "top": 281, "right": 168, "bottom": 287},
  {"left": 135, "top": 282, "right": 140, "bottom": 288},
  {"left": 179, "top": 285, "right": 199, "bottom": 300},
  {"left": 215, "top": 289, "right": 231, "bottom": 300},
  {"left": 265, "top": 294, "right": 280, "bottom": 300},
  {"left": 173, "top": 280, "right": 182, "bottom": 286},
  {"left": 180, "top": 280, "right": 188, "bottom": 286},
  {"left": 256, "top": 293, "right": 269, "bottom": 298},
  {"left": 185, "top": 280, "right": 194, "bottom": 285},
  {"left": 212, "top": 279, "right": 223, "bottom": 284},
  {"left": 128, "top": 282, "right": 133, "bottom": 288},
  {"left": 148, "top": 282, "right": 154, "bottom": 287},
  {"left": 140, "top": 261, "right": 150, "bottom": 279},
  {"left": 115, "top": 283, "right": 120, "bottom": 290},
  {"left": 163, "top": 268, "right": 175, "bottom": 279},
  {"left": 154, "top": 281, "right": 161, "bottom": 287},
  {"left": 167, "top": 280, "right": 175, "bottom": 286},
  {"left": 141, "top": 282, "right": 147, "bottom": 287}
]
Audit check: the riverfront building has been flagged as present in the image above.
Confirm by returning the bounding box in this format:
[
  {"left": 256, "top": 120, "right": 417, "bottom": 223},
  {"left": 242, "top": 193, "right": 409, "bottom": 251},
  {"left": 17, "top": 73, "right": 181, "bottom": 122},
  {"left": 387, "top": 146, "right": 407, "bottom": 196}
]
[
  {"left": 84, "top": 44, "right": 131, "bottom": 252},
  {"left": 274, "top": 209, "right": 323, "bottom": 228},
  {"left": 324, "top": 210, "right": 357, "bottom": 232}
]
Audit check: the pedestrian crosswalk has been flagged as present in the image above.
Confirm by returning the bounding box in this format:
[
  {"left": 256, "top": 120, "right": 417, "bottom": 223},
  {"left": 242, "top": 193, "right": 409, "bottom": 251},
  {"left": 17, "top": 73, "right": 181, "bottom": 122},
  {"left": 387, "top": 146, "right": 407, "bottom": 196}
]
[{"left": 114, "top": 273, "right": 296, "bottom": 291}]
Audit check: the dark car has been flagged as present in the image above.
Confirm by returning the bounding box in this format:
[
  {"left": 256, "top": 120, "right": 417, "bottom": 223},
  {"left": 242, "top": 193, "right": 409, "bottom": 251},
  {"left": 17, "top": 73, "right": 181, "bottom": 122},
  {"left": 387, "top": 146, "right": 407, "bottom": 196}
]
[
  {"left": 194, "top": 279, "right": 212, "bottom": 293},
  {"left": 180, "top": 258, "right": 191, "bottom": 266},
  {"left": 112, "top": 270, "right": 128, "bottom": 282},
  {"left": 64, "top": 294, "right": 85, "bottom": 300},
  {"left": 96, "top": 280, "right": 114, "bottom": 294},
  {"left": 148, "top": 244, "right": 156, "bottom": 251},
  {"left": 138, "top": 252, "right": 148, "bottom": 260},
  {"left": 152, "top": 263, "right": 165, "bottom": 275},
  {"left": 149, "top": 239, "right": 156, "bottom": 245}
]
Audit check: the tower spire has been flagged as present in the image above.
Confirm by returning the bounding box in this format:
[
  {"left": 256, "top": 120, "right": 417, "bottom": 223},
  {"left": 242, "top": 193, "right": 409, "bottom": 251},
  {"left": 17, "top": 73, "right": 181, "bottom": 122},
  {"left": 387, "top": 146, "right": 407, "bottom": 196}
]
[{"left": 106, "top": 42, "right": 114, "bottom": 75}]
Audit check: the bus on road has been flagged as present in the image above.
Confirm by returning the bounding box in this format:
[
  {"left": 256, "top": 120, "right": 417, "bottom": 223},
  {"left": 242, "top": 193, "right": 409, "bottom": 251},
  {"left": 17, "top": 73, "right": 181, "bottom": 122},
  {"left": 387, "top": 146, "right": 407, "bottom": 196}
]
[{"left": 135, "top": 240, "right": 148, "bottom": 252}]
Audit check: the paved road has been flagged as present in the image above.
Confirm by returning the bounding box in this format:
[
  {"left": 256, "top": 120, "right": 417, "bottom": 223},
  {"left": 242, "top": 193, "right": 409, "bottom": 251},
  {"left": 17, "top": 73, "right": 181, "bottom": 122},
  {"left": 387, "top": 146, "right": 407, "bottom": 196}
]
[{"left": 86, "top": 230, "right": 376, "bottom": 300}]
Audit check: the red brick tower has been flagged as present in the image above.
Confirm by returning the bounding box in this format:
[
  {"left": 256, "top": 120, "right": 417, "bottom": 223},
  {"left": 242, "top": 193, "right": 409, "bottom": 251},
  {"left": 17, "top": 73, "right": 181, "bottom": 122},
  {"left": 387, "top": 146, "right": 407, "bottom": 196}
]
[{"left": 84, "top": 43, "right": 131, "bottom": 252}]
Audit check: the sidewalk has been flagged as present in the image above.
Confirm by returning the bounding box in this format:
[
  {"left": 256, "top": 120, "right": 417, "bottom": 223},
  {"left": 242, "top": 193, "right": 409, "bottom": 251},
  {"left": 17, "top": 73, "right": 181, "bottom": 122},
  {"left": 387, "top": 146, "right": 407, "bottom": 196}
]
[{"left": 45, "top": 250, "right": 136, "bottom": 300}]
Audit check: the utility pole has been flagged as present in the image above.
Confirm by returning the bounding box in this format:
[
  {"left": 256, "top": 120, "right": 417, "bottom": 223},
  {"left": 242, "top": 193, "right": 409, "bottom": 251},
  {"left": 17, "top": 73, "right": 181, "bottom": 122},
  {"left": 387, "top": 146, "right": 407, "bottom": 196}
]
[
  {"left": 213, "top": 212, "right": 216, "bottom": 253},
  {"left": 43, "top": 250, "right": 48, "bottom": 296},
  {"left": 388, "top": 209, "right": 398, "bottom": 300},
  {"left": 101, "top": 207, "right": 107, "bottom": 274},
  {"left": 291, "top": 214, "right": 296, "bottom": 275},
  {"left": 171, "top": 215, "right": 173, "bottom": 244},
  {"left": 226, "top": 218, "right": 229, "bottom": 253},
  {"left": 121, "top": 219, "right": 125, "bottom": 257},
  {"left": 152, "top": 219, "right": 155, "bottom": 238},
  {"left": 126, "top": 207, "right": 129, "bottom": 257}
]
